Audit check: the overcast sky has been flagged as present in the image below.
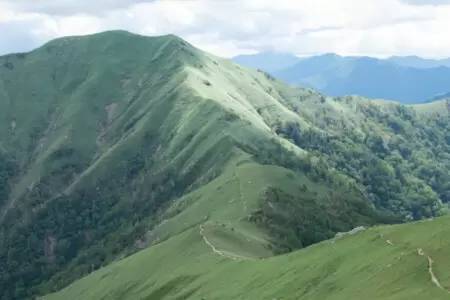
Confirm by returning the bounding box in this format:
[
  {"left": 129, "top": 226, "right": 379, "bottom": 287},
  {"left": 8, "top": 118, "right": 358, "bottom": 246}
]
[{"left": 0, "top": 0, "right": 450, "bottom": 58}]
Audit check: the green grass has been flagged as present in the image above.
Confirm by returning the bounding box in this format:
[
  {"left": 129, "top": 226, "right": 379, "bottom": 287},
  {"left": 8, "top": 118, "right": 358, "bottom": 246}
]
[
  {"left": 199, "top": 222, "right": 272, "bottom": 259},
  {"left": 45, "top": 215, "right": 450, "bottom": 300},
  {"left": 410, "top": 99, "right": 449, "bottom": 117},
  {"left": 147, "top": 159, "right": 322, "bottom": 258}
]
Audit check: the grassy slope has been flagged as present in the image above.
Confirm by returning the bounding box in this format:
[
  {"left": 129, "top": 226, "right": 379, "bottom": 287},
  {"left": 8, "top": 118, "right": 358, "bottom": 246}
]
[
  {"left": 411, "top": 99, "right": 450, "bottom": 116},
  {"left": 0, "top": 31, "right": 199, "bottom": 201},
  {"left": 44, "top": 144, "right": 450, "bottom": 300},
  {"left": 144, "top": 158, "right": 340, "bottom": 255},
  {"left": 0, "top": 30, "right": 305, "bottom": 214},
  {"left": 45, "top": 215, "right": 450, "bottom": 300}
]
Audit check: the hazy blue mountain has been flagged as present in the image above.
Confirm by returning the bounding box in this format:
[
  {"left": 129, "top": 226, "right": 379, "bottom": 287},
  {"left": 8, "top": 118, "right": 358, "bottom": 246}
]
[
  {"left": 428, "top": 91, "right": 450, "bottom": 102},
  {"left": 232, "top": 51, "right": 300, "bottom": 73},
  {"left": 271, "top": 53, "right": 361, "bottom": 89},
  {"left": 233, "top": 53, "right": 450, "bottom": 103},
  {"left": 274, "top": 54, "right": 450, "bottom": 103},
  {"left": 387, "top": 55, "right": 450, "bottom": 69}
]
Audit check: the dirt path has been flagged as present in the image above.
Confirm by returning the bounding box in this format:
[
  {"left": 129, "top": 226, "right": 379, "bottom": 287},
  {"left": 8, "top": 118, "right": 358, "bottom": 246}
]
[
  {"left": 234, "top": 170, "right": 247, "bottom": 213},
  {"left": 427, "top": 256, "right": 445, "bottom": 291},
  {"left": 416, "top": 248, "right": 449, "bottom": 293},
  {"left": 199, "top": 224, "right": 253, "bottom": 261},
  {"left": 382, "top": 236, "right": 449, "bottom": 294}
]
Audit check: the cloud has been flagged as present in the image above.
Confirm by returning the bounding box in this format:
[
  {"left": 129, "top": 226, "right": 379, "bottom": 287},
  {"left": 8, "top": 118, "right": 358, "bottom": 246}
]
[
  {"left": 402, "top": 0, "right": 450, "bottom": 5},
  {"left": 0, "top": 20, "right": 43, "bottom": 54},
  {"left": 0, "top": 0, "right": 154, "bottom": 16},
  {"left": 0, "top": 0, "right": 449, "bottom": 58}
]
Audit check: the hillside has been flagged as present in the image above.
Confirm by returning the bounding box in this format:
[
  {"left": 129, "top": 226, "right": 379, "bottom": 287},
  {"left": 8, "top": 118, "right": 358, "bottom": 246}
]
[
  {"left": 0, "top": 31, "right": 449, "bottom": 299},
  {"left": 45, "top": 215, "right": 450, "bottom": 300},
  {"left": 233, "top": 53, "right": 450, "bottom": 103}
]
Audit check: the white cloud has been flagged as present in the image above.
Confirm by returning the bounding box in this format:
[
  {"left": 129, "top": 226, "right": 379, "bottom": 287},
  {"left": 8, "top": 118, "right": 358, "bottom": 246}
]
[
  {"left": 401, "top": 0, "right": 450, "bottom": 5},
  {"left": 0, "top": 0, "right": 154, "bottom": 15},
  {"left": 0, "top": 0, "right": 449, "bottom": 58}
]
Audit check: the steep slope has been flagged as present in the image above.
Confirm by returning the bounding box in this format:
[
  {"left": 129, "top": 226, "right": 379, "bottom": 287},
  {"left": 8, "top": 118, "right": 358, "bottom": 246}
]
[
  {"left": 0, "top": 31, "right": 449, "bottom": 299},
  {"left": 45, "top": 214, "right": 450, "bottom": 300}
]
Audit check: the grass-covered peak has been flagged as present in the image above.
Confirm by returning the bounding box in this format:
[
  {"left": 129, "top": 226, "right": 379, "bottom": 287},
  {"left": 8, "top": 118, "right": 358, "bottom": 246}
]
[{"left": 37, "top": 30, "right": 190, "bottom": 51}]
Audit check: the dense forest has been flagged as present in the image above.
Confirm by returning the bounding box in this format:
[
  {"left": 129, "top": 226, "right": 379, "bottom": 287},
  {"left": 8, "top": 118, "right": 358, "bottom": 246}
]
[{"left": 275, "top": 97, "right": 450, "bottom": 219}]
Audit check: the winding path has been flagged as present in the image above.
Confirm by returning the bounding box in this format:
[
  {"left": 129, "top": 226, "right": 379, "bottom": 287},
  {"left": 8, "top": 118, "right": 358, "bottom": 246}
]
[
  {"left": 199, "top": 224, "right": 253, "bottom": 261},
  {"left": 384, "top": 237, "right": 449, "bottom": 293},
  {"left": 233, "top": 169, "right": 247, "bottom": 213},
  {"left": 417, "top": 248, "right": 449, "bottom": 293}
]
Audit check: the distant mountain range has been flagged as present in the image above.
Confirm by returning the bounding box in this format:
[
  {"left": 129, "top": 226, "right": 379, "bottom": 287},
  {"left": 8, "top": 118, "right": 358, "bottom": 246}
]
[
  {"left": 387, "top": 55, "right": 450, "bottom": 69},
  {"left": 232, "top": 52, "right": 450, "bottom": 103},
  {"left": 429, "top": 91, "right": 450, "bottom": 102}
]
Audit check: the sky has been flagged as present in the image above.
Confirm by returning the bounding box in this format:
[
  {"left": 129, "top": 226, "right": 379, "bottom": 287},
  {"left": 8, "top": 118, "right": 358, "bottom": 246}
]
[{"left": 0, "top": 0, "right": 450, "bottom": 58}]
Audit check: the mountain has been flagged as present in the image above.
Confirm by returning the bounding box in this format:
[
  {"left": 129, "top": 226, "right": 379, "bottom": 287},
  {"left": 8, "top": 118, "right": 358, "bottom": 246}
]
[
  {"left": 232, "top": 51, "right": 300, "bottom": 73},
  {"left": 387, "top": 55, "right": 450, "bottom": 69},
  {"left": 274, "top": 54, "right": 450, "bottom": 103},
  {"left": 429, "top": 91, "right": 450, "bottom": 102},
  {"left": 232, "top": 53, "right": 450, "bottom": 103},
  {"left": 0, "top": 31, "right": 449, "bottom": 299}
]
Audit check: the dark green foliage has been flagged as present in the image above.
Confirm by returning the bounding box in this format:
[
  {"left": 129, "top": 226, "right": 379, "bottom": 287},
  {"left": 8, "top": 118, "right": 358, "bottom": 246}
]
[
  {"left": 2, "top": 62, "right": 14, "bottom": 70},
  {"left": 275, "top": 104, "right": 449, "bottom": 219},
  {"left": 251, "top": 187, "right": 395, "bottom": 253},
  {"left": 0, "top": 152, "right": 17, "bottom": 207},
  {"left": 0, "top": 148, "right": 191, "bottom": 299}
]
